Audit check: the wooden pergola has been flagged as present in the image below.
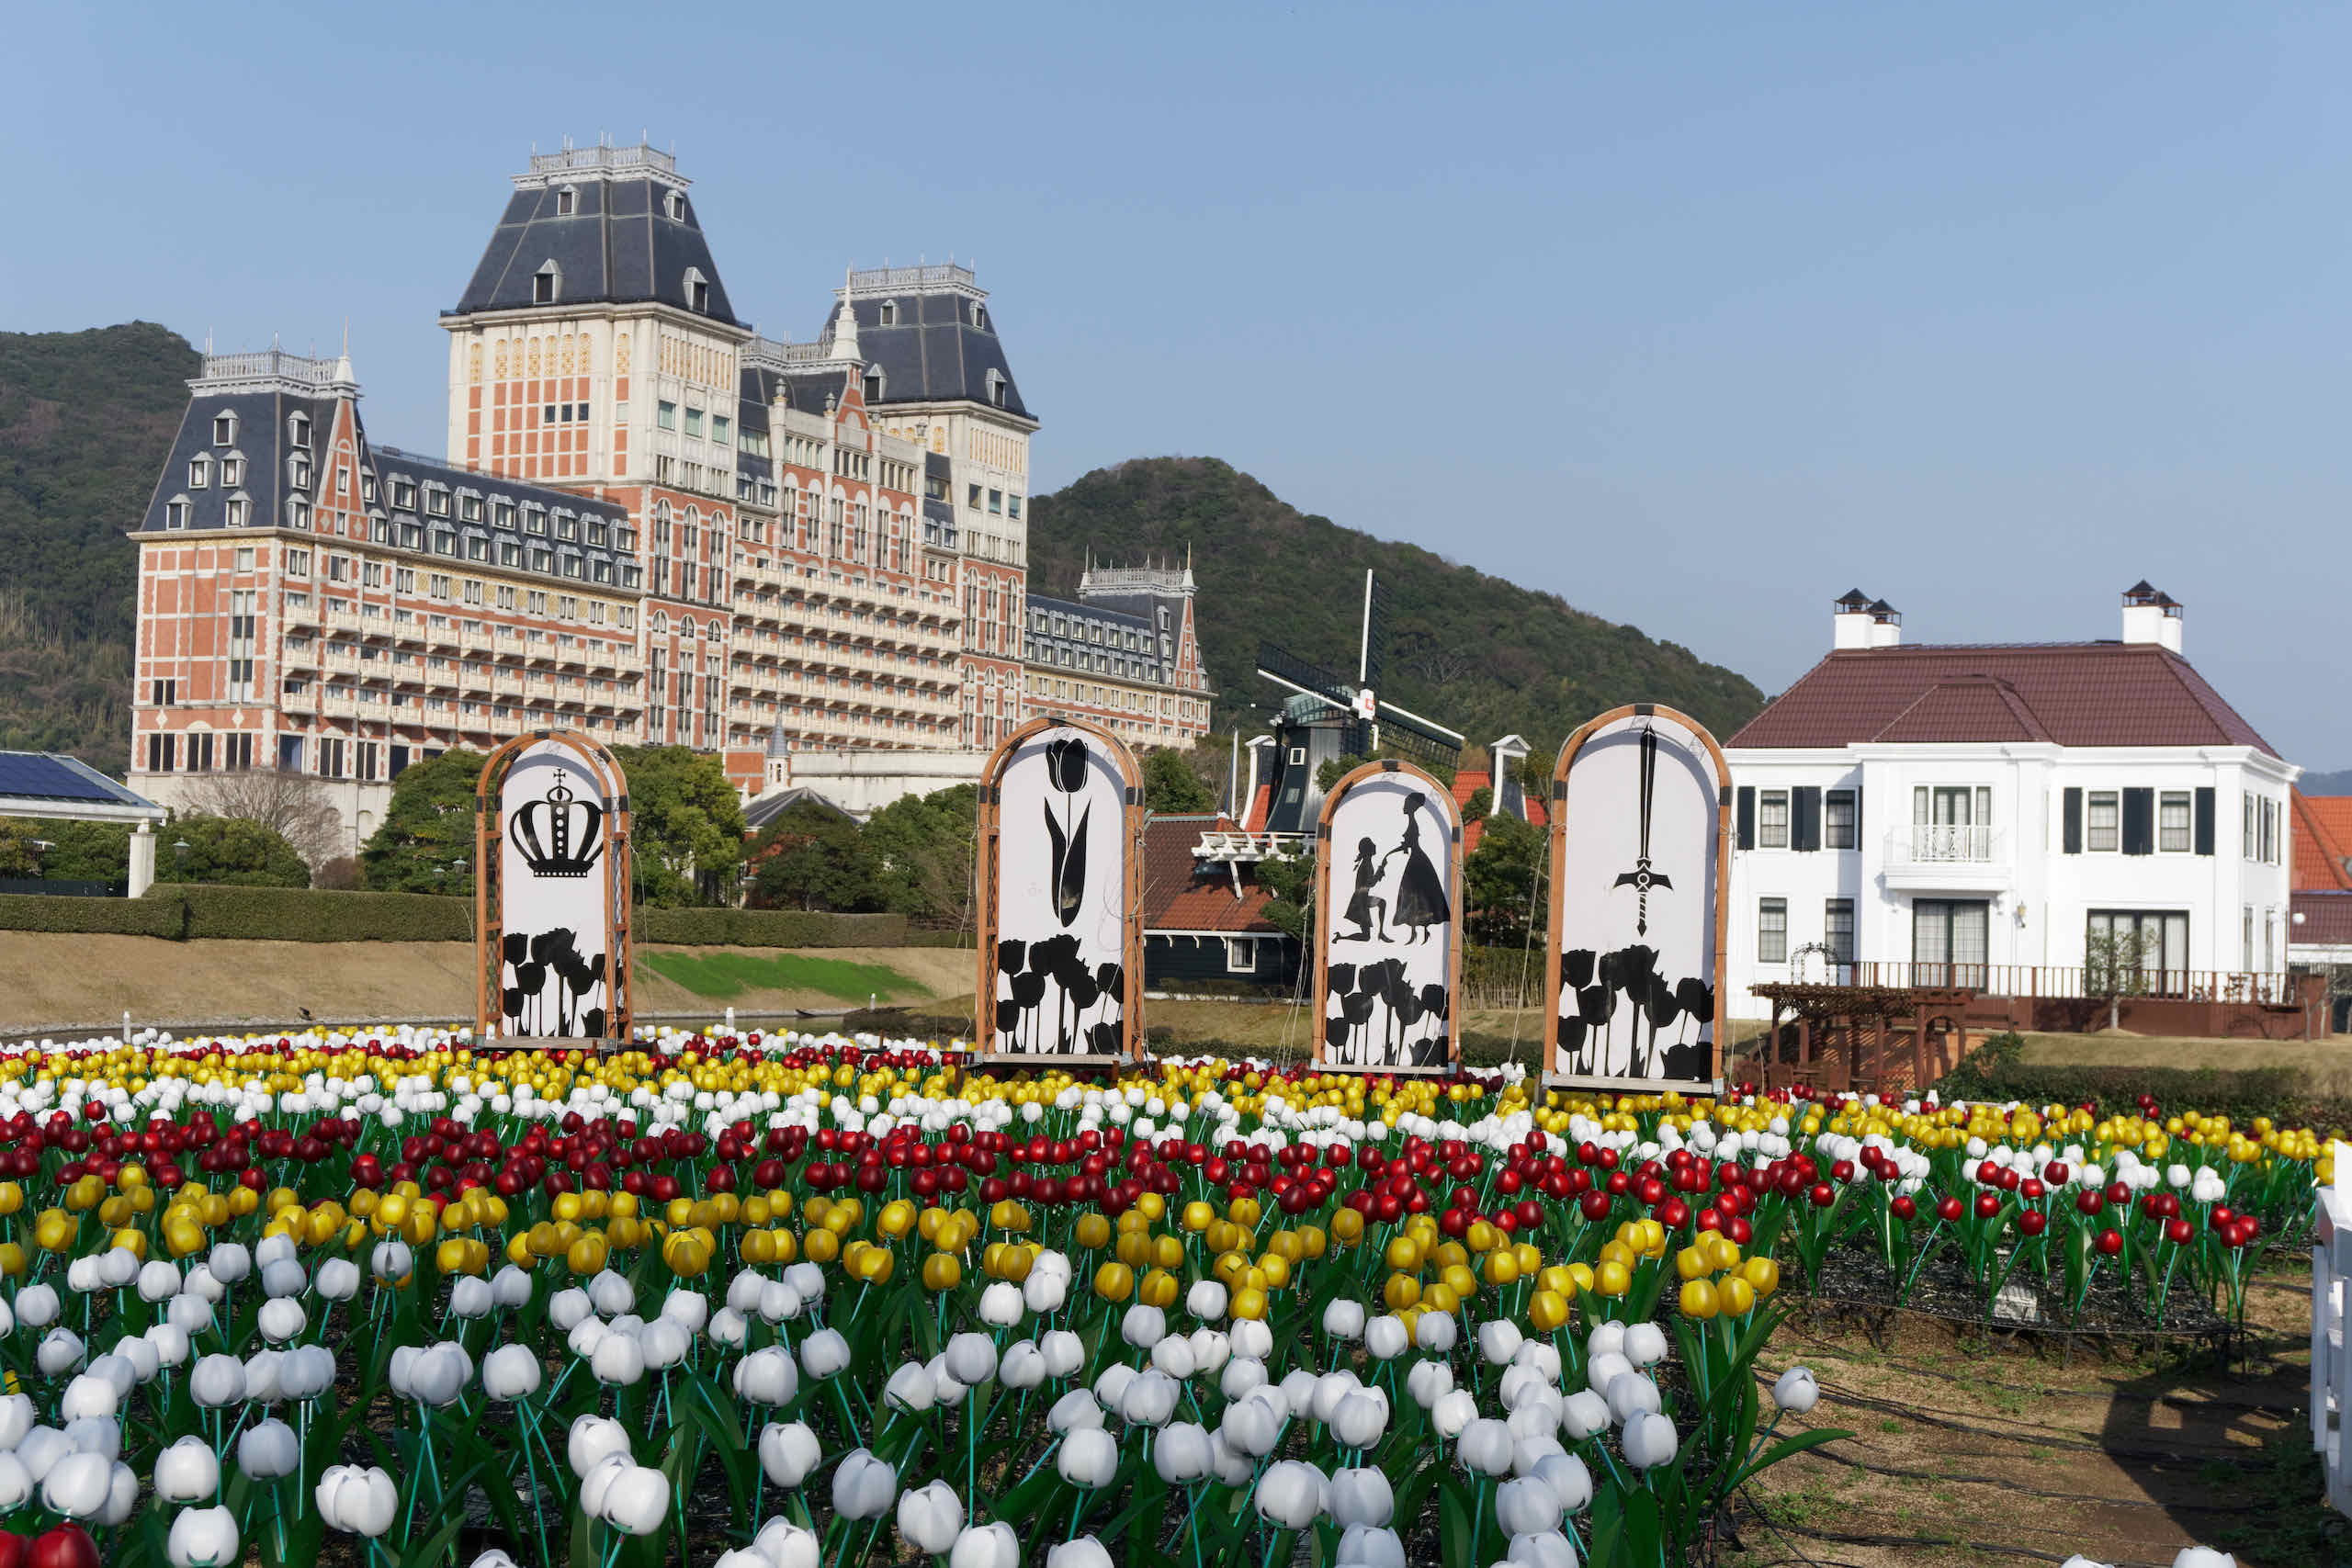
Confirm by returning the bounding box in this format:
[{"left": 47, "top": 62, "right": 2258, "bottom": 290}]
[{"left": 1742, "top": 983, "right": 1978, "bottom": 1098}]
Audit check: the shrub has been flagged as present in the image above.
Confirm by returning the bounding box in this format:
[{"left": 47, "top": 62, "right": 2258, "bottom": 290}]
[
  {"left": 0, "top": 892, "right": 185, "bottom": 938},
  {"left": 1934, "top": 1031, "right": 2352, "bottom": 1134},
  {"left": 172, "top": 885, "right": 471, "bottom": 942},
  {"left": 639, "top": 908, "right": 907, "bottom": 948}
]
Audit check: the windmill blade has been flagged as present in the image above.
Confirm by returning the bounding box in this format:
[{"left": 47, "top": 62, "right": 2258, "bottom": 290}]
[
  {"left": 1374, "top": 696, "right": 1464, "bottom": 748},
  {"left": 1361, "top": 572, "right": 1390, "bottom": 692},
  {"left": 1256, "top": 642, "right": 1356, "bottom": 708},
  {"left": 1371, "top": 719, "right": 1461, "bottom": 773}
]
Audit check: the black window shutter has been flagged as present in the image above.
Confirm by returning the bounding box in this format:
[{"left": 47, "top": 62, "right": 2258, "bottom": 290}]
[
  {"left": 1736, "top": 787, "right": 1755, "bottom": 851},
  {"left": 2194, "top": 787, "right": 2216, "bottom": 856},
  {"left": 1792, "top": 786, "right": 1822, "bottom": 852},
  {"left": 2062, "top": 788, "right": 2083, "bottom": 854},
  {"left": 1852, "top": 786, "right": 1862, "bottom": 843},
  {"left": 2121, "top": 787, "right": 2154, "bottom": 856}
]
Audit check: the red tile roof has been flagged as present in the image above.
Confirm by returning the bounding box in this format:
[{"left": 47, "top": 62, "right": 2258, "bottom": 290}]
[
  {"left": 1728, "top": 643, "right": 2277, "bottom": 755},
  {"left": 2292, "top": 891, "right": 2352, "bottom": 945},
  {"left": 2293, "top": 791, "right": 2352, "bottom": 892},
  {"left": 1454, "top": 768, "right": 1549, "bottom": 857},
  {"left": 1140, "top": 813, "right": 1284, "bottom": 933}
]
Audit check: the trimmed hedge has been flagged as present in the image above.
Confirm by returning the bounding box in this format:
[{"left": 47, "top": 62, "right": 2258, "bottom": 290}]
[
  {"left": 639, "top": 908, "right": 906, "bottom": 948},
  {"left": 902, "top": 930, "right": 978, "bottom": 950},
  {"left": 1933, "top": 1032, "right": 2352, "bottom": 1134},
  {"left": 0, "top": 893, "right": 187, "bottom": 939},
  {"left": 171, "top": 885, "right": 472, "bottom": 943}
]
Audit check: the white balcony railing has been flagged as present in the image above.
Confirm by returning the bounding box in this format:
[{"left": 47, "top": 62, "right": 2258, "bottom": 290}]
[{"left": 1886, "top": 825, "right": 2003, "bottom": 864}]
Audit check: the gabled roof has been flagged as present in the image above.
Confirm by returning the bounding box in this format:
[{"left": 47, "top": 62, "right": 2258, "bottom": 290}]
[
  {"left": 2292, "top": 791, "right": 2352, "bottom": 892},
  {"left": 451, "top": 176, "right": 741, "bottom": 327},
  {"left": 1141, "top": 812, "right": 1285, "bottom": 934},
  {"left": 1728, "top": 643, "right": 2278, "bottom": 756}
]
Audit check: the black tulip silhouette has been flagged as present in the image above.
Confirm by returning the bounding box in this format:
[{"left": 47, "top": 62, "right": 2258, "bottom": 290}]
[
  {"left": 1328, "top": 962, "right": 1358, "bottom": 997},
  {"left": 1618, "top": 944, "right": 1657, "bottom": 993},
  {"left": 998, "top": 940, "right": 1028, "bottom": 975},
  {"left": 1066, "top": 968, "right": 1101, "bottom": 1012},
  {"left": 1325, "top": 1015, "right": 1351, "bottom": 1051},
  {"left": 1087, "top": 1019, "right": 1121, "bottom": 1054},
  {"left": 1577, "top": 984, "right": 1613, "bottom": 1025},
  {"left": 1597, "top": 951, "right": 1624, "bottom": 992},
  {"left": 1661, "top": 1039, "right": 1706, "bottom": 1082},
  {"left": 1045, "top": 736, "right": 1089, "bottom": 793},
  {"left": 1675, "top": 976, "right": 1714, "bottom": 1024},
  {"left": 1046, "top": 804, "right": 1090, "bottom": 929},
  {"left": 1564, "top": 949, "right": 1596, "bottom": 990},
  {"left": 1645, "top": 973, "right": 1679, "bottom": 1030},
  {"left": 1560, "top": 1017, "right": 1589, "bottom": 1055},
  {"left": 1094, "top": 961, "right": 1124, "bottom": 996},
  {"left": 503, "top": 932, "right": 528, "bottom": 966},
  {"left": 996, "top": 998, "right": 1023, "bottom": 1034},
  {"left": 1010, "top": 970, "right": 1047, "bottom": 1009},
  {"left": 1419, "top": 983, "right": 1449, "bottom": 1021},
  {"left": 1034, "top": 934, "right": 1081, "bottom": 976},
  {"left": 503, "top": 986, "right": 526, "bottom": 1020},
  {"left": 581, "top": 1008, "right": 605, "bottom": 1039}
]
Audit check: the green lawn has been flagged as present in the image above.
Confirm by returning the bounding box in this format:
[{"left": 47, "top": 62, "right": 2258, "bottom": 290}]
[{"left": 637, "top": 951, "right": 917, "bottom": 1003}]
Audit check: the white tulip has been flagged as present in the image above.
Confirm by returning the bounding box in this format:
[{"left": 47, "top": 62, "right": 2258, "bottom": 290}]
[
  {"left": 709, "top": 1308, "right": 749, "bottom": 1349},
  {"left": 369, "top": 1240, "right": 413, "bottom": 1284},
  {"left": 1187, "top": 1279, "right": 1228, "bottom": 1320},
  {"left": 884, "top": 1359, "right": 935, "bottom": 1413},
  {"left": 2172, "top": 1551, "right": 2233, "bottom": 1568},
  {"left": 1584, "top": 1351, "right": 1633, "bottom": 1397},
  {"left": 588, "top": 1270, "right": 635, "bottom": 1317},
  {"left": 138, "top": 1260, "right": 182, "bottom": 1303},
  {"left": 737, "top": 1348, "right": 799, "bottom": 1406},
  {"left": 189, "top": 1354, "right": 245, "bottom": 1408},
  {"left": 258, "top": 1298, "right": 306, "bottom": 1344},
  {"left": 1459, "top": 1417, "right": 1514, "bottom": 1476},
  {"left": 798, "top": 1328, "right": 852, "bottom": 1380},
  {"left": 1222, "top": 1357, "right": 1269, "bottom": 1402},
  {"left": 1223, "top": 1389, "right": 1287, "bottom": 1456},
  {"left": 1623, "top": 1323, "right": 1667, "bottom": 1368},
  {"left": 1323, "top": 1299, "right": 1368, "bottom": 1341},
  {"left": 1507, "top": 1531, "right": 1578, "bottom": 1568},
  {"left": 1605, "top": 1372, "right": 1661, "bottom": 1426},
  {"left": 63, "top": 1416, "right": 119, "bottom": 1462},
  {"left": 37, "top": 1328, "right": 85, "bottom": 1378},
  {"left": 42, "top": 1450, "right": 111, "bottom": 1517},
  {"left": 1229, "top": 1317, "right": 1274, "bottom": 1360},
  {"left": 1187, "top": 1327, "right": 1231, "bottom": 1376},
  {"left": 259, "top": 1259, "right": 306, "bottom": 1299},
  {"left": 492, "top": 1266, "right": 533, "bottom": 1310},
  {"left": 1332, "top": 1390, "right": 1387, "bottom": 1450},
  {"left": 16, "top": 1427, "right": 66, "bottom": 1483},
  {"left": 998, "top": 1341, "right": 1047, "bottom": 1391},
  {"left": 758, "top": 1281, "right": 802, "bottom": 1325},
  {"left": 101, "top": 1460, "right": 139, "bottom": 1527},
  {"left": 1512, "top": 1339, "right": 1564, "bottom": 1382},
  {"left": 146, "top": 1322, "right": 190, "bottom": 1370},
  {"left": 1040, "top": 1330, "right": 1085, "bottom": 1379},
  {"left": 1154, "top": 1421, "right": 1214, "bottom": 1483},
  {"left": 579, "top": 1454, "right": 630, "bottom": 1519},
  {"left": 167, "top": 1500, "right": 239, "bottom": 1567},
  {"left": 449, "top": 1277, "right": 496, "bottom": 1320},
  {"left": 1257, "top": 1460, "right": 1328, "bottom": 1528},
  {"left": 1363, "top": 1314, "right": 1409, "bottom": 1360},
  {"left": 950, "top": 1520, "right": 1020, "bottom": 1568},
  {"left": 1431, "top": 1388, "right": 1478, "bottom": 1439},
  {"left": 1047, "top": 1539, "right": 1114, "bottom": 1568},
  {"left": 831, "top": 1449, "right": 898, "bottom": 1520},
  {"left": 167, "top": 1295, "right": 213, "bottom": 1337},
  {"left": 237, "top": 1418, "right": 299, "bottom": 1480},
  {"left": 1329, "top": 1466, "right": 1394, "bottom": 1528},
  {"left": 1586, "top": 1321, "right": 1626, "bottom": 1360},
  {"left": 1023, "top": 1268, "right": 1068, "bottom": 1314},
  {"left": 1495, "top": 1476, "right": 1564, "bottom": 1537},
  {"left": 1058, "top": 1426, "right": 1120, "bottom": 1488},
  {"left": 944, "top": 1332, "right": 998, "bottom": 1386},
  {"left": 1150, "top": 1335, "right": 1196, "bottom": 1382},
  {"left": 1406, "top": 1359, "right": 1453, "bottom": 1410},
  {"left": 1772, "top": 1367, "right": 1819, "bottom": 1415},
  {"left": 153, "top": 1434, "right": 220, "bottom": 1502},
  {"left": 1122, "top": 1369, "right": 1180, "bottom": 1427},
  {"left": 1338, "top": 1524, "right": 1407, "bottom": 1568},
  {"left": 243, "top": 1349, "right": 286, "bottom": 1405},
  {"left": 13, "top": 1285, "right": 57, "bottom": 1330},
  {"left": 482, "top": 1345, "right": 543, "bottom": 1402},
  {"left": 1479, "top": 1319, "right": 1524, "bottom": 1366},
  {"left": 897, "top": 1478, "right": 964, "bottom": 1554},
  {"left": 567, "top": 1414, "right": 631, "bottom": 1478},
  {"left": 1621, "top": 1410, "right": 1679, "bottom": 1469},
  {"left": 114, "top": 1336, "right": 160, "bottom": 1384},
  {"left": 1530, "top": 1450, "right": 1593, "bottom": 1515},
  {"left": 548, "top": 1289, "right": 594, "bottom": 1332},
  {"left": 660, "top": 1290, "right": 708, "bottom": 1332},
  {"left": 601, "top": 1464, "right": 672, "bottom": 1536},
  {"left": 208, "top": 1243, "right": 252, "bottom": 1284},
  {"left": 759, "top": 1421, "right": 821, "bottom": 1488},
  {"left": 978, "top": 1282, "right": 1024, "bottom": 1326},
  {"left": 59, "top": 1376, "right": 115, "bottom": 1424},
  {"left": 1415, "top": 1312, "right": 1457, "bottom": 1353},
  {"left": 1122, "top": 1303, "right": 1167, "bottom": 1348},
  {"left": 752, "top": 1519, "right": 821, "bottom": 1568},
  {"left": 1049, "top": 1388, "right": 1103, "bottom": 1433}
]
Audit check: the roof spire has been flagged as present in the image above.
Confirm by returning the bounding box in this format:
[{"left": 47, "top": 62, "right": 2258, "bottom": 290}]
[{"left": 832, "top": 265, "right": 861, "bottom": 364}]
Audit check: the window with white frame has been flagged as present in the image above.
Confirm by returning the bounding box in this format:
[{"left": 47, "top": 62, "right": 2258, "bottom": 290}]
[
  {"left": 2086, "top": 791, "right": 2120, "bottom": 852},
  {"left": 1824, "top": 898, "right": 1855, "bottom": 964},
  {"left": 1825, "top": 789, "right": 1857, "bottom": 850},
  {"left": 2158, "top": 792, "right": 2193, "bottom": 853},
  {"left": 188, "top": 457, "right": 210, "bottom": 489},
  {"left": 1758, "top": 790, "right": 1790, "bottom": 849},
  {"left": 1758, "top": 898, "right": 1788, "bottom": 964},
  {"left": 1224, "top": 937, "right": 1259, "bottom": 974}
]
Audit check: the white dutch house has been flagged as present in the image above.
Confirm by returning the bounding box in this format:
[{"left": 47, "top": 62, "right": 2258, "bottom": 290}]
[{"left": 1723, "top": 584, "right": 2298, "bottom": 1021}]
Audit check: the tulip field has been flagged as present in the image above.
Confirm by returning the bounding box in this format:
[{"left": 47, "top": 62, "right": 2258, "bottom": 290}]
[{"left": 0, "top": 1025, "right": 2319, "bottom": 1568}]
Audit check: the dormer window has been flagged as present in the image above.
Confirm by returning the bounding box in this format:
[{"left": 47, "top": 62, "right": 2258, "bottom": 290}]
[
  {"left": 289, "top": 454, "right": 312, "bottom": 491},
  {"left": 969, "top": 301, "right": 987, "bottom": 329},
  {"left": 684, "top": 267, "right": 710, "bottom": 313},
  {"left": 984, "top": 370, "right": 1006, "bottom": 408},
  {"left": 534, "top": 261, "right": 561, "bottom": 305},
  {"left": 878, "top": 301, "right": 898, "bottom": 326},
  {"left": 865, "top": 368, "right": 885, "bottom": 404},
  {"left": 390, "top": 478, "right": 417, "bottom": 512},
  {"left": 188, "top": 457, "right": 211, "bottom": 489},
  {"left": 493, "top": 501, "right": 515, "bottom": 529},
  {"left": 212, "top": 412, "right": 236, "bottom": 446},
  {"left": 164, "top": 498, "right": 190, "bottom": 529},
  {"left": 425, "top": 488, "right": 450, "bottom": 518},
  {"left": 219, "top": 456, "right": 244, "bottom": 487},
  {"left": 664, "top": 190, "right": 686, "bottom": 221},
  {"left": 458, "top": 495, "right": 481, "bottom": 523},
  {"left": 555, "top": 185, "right": 577, "bottom": 217},
  {"left": 225, "top": 496, "right": 250, "bottom": 528},
  {"left": 288, "top": 412, "right": 311, "bottom": 449}
]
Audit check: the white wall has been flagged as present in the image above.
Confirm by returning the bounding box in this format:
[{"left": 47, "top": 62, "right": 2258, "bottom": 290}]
[{"left": 763, "top": 747, "right": 986, "bottom": 817}]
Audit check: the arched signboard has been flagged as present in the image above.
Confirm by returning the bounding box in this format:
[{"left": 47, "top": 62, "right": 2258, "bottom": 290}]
[
  {"left": 1311, "top": 759, "right": 1463, "bottom": 1072},
  {"left": 1544, "top": 705, "right": 1728, "bottom": 1091},
  {"left": 975, "top": 717, "right": 1146, "bottom": 1062},
  {"left": 475, "top": 731, "right": 633, "bottom": 1046}
]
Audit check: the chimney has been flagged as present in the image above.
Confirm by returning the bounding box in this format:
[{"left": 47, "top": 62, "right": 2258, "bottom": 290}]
[
  {"left": 1866, "top": 598, "right": 1902, "bottom": 649},
  {"left": 1488, "top": 734, "right": 1531, "bottom": 819},
  {"left": 2120, "top": 581, "right": 2183, "bottom": 653},
  {"left": 1832, "top": 590, "right": 1874, "bottom": 649},
  {"left": 1242, "top": 735, "right": 1276, "bottom": 829}
]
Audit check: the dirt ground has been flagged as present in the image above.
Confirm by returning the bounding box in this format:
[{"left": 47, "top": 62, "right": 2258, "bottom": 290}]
[
  {"left": 1730, "top": 1273, "right": 2340, "bottom": 1568},
  {"left": 0, "top": 932, "right": 969, "bottom": 1037}
]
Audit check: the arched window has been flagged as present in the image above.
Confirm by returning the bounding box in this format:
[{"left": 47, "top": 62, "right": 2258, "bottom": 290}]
[
  {"left": 877, "top": 301, "right": 898, "bottom": 326},
  {"left": 534, "top": 261, "right": 561, "bottom": 305}
]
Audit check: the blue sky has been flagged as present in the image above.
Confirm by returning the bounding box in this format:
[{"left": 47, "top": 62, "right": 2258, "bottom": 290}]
[{"left": 8, "top": 3, "right": 2346, "bottom": 764}]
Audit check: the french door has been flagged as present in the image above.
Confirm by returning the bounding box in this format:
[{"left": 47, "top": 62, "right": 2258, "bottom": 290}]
[{"left": 1913, "top": 898, "right": 1989, "bottom": 988}]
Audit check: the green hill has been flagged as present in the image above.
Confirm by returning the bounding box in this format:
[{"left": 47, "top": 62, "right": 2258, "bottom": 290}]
[
  {"left": 0, "top": 321, "right": 198, "bottom": 768},
  {"left": 1027, "top": 457, "right": 1764, "bottom": 755}
]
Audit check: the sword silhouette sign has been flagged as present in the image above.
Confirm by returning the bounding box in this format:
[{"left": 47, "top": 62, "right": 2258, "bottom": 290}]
[{"left": 1611, "top": 726, "right": 1672, "bottom": 935}]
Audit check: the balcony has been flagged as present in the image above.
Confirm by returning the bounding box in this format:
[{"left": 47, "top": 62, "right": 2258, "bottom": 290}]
[{"left": 1882, "top": 826, "right": 2011, "bottom": 892}]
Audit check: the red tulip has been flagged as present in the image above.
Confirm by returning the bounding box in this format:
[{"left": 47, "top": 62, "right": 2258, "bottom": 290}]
[
  {"left": 28, "top": 1526, "right": 96, "bottom": 1568},
  {"left": 2095, "top": 1229, "right": 2123, "bottom": 1256}
]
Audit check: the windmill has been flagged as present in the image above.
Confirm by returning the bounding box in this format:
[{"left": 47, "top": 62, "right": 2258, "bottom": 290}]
[{"left": 1256, "top": 570, "right": 1465, "bottom": 772}]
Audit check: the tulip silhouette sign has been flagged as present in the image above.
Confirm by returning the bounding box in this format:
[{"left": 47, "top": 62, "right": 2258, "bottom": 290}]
[
  {"left": 1311, "top": 761, "right": 1463, "bottom": 1071},
  {"left": 475, "top": 732, "right": 633, "bottom": 1046},
  {"left": 976, "top": 718, "right": 1145, "bottom": 1059},
  {"left": 1544, "top": 706, "right": 1729, "bottom": 1090}
]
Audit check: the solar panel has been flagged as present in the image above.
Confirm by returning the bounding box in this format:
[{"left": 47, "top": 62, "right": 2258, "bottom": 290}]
[{"left": 0, "top": 753, "right": 130, "bottom": 804}]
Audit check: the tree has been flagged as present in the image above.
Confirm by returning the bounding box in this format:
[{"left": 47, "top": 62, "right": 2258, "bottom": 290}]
[
  {"left": 179, "top": 767, "right": 343, "bottom": 867},
  {"left": 1464, "top": 814, "right": 1546, "bottom": 945},
  {"left": 156, "top": 815, "right": 310, "bottom": 886},
  {"left": 1317, "top": 754, "right": 1371, "bottom": 794},
  {"left": 1257, "top": 847, "right": 1315, "bottom": 942},
  {"left": 0, "top": 818, "right": 132, "bottom": 884},
  {"left": 750, "top": 800, "right": 876, "bottom": 912},
  {"left": 863, "top": 784, "right": 979, "bottom": 931},
  {"left": 1462, "top": 786, "right": 1495, "bottom": 821},
  {"left": 0, "top": 821, "right": 41, "bottom": 878},
  {"left": 2085, "top": 926, "right": 2152, "bottom": 1032},
  {"left": 1143, "top": 748, "right": 1216, "bottom": 814},
  {"left": 614, "top": 746, "right": 747, "bottom": 907},
  {"left": 359, "top": 750, "right": 486, "bottom": 893}
]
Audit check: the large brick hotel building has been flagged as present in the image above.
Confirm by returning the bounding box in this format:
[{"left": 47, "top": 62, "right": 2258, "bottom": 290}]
[{"left": 127, "top": 142, "right": 1212, "bottom": 850}]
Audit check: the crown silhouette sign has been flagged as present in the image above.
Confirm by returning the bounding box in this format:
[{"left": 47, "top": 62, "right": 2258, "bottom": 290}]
[{"left": 507, "top": 772, "right": 605, "bottom": 879}]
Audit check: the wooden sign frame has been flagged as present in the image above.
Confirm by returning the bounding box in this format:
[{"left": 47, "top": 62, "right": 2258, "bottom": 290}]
[
  {"left": 974, "top": 716, "right": 1147, "bottom": 1066},
  {"left": 474, "top": 730, "right": 634, "bottom": 1049},
  {"left": 1542, "top": 703, "right": 1730, "bottom": 1093},
  {"left": 1309, "top": 758, "right": 1465, "bottom": 1075}
]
